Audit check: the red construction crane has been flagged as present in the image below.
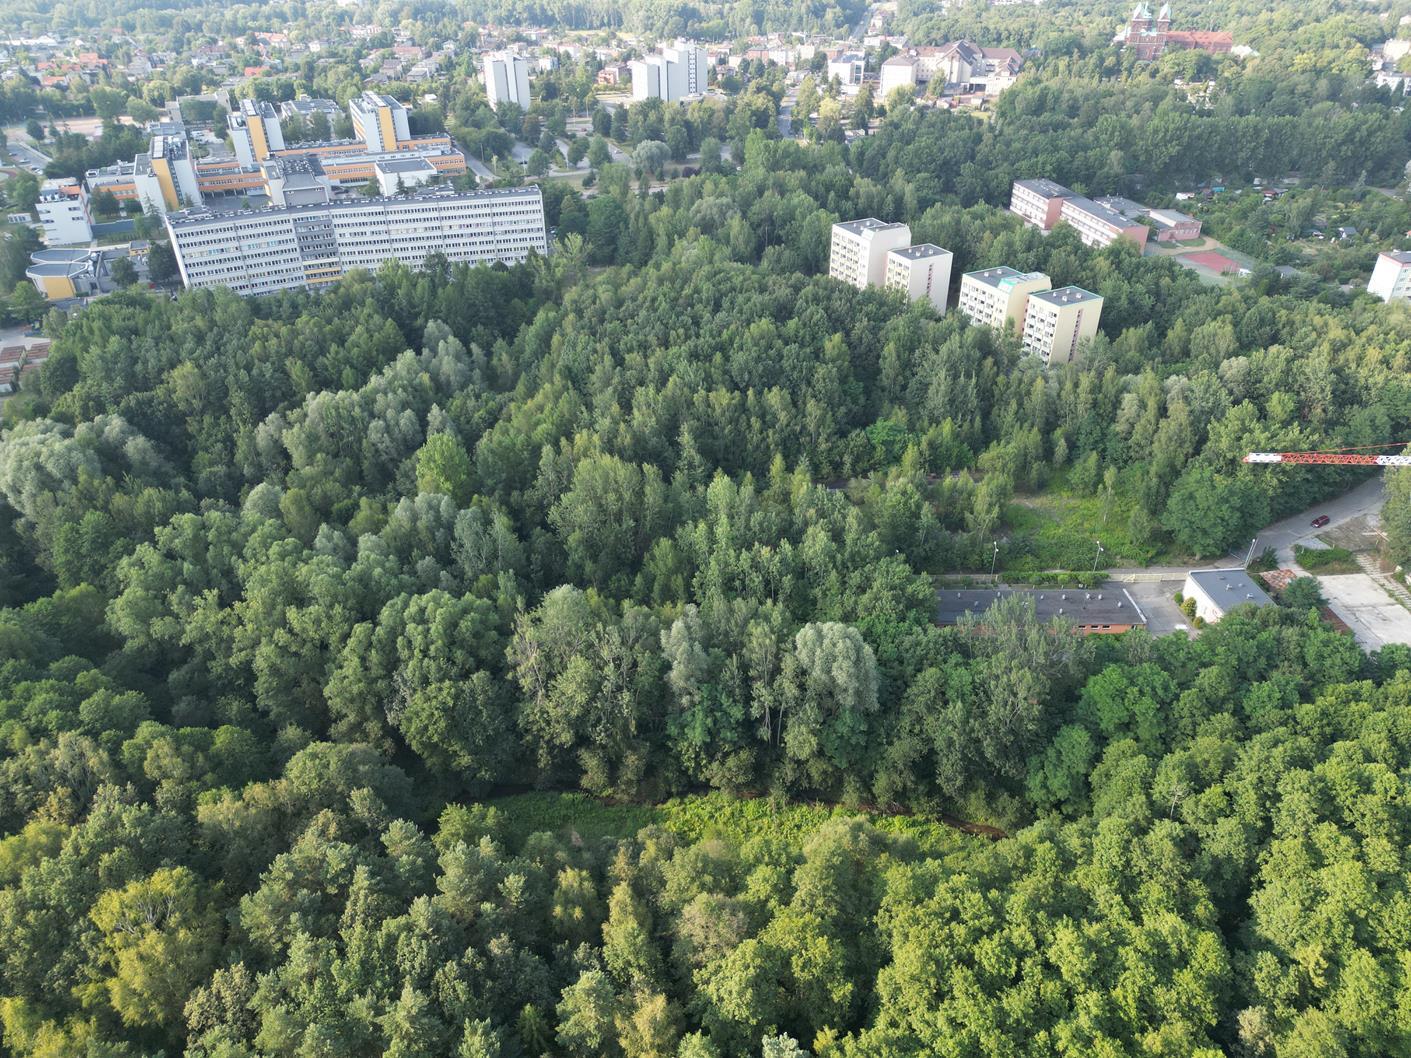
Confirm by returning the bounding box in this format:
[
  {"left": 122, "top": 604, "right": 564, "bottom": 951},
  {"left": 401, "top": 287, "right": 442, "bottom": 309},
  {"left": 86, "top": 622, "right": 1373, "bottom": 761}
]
[{"left": 1244, "top": 444, "right": 1411, "bottom": 467}]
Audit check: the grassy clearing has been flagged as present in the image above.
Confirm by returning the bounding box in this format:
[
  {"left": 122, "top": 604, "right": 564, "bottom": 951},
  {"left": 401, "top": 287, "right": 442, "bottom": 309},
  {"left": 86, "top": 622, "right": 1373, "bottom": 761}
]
[
  {"left": 1002, "top": 477, "right": 1161, "bottom": 572},
  {"left": 489, "top": 790, "right": 976, "bottom": 859}
]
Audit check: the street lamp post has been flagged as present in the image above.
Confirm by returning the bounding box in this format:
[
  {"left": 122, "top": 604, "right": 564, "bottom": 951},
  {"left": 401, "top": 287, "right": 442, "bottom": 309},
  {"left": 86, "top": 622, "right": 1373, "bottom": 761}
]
[
  {"left": 1093, "top": 539, "right": 1105, "bottom": 573},
  {"left": 990, "top": 541, "right": 999, "bottom": 580}
]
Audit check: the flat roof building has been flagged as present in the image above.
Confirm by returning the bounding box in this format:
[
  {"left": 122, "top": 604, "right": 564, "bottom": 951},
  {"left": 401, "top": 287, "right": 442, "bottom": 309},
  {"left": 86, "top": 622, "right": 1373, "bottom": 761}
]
[
  {"left": 958, "top": 266, "right": 1051, "bottom": 331},
  {"left": 164, "top": 185, "right": 548, "bottom": 297},
  {"left": 830, "top": 219, "right": 912, "bottom": 290},
  {"left": 885, "top": 243, "right": 953, "bottom": 314},
  {"left": 1144, "top": 207, "right": 1201, "bottom": 242},
  {"left": 1368, "top": 250, "right": 1411, "bottom": 304},
  {"left": 36, "top": 178, "right": 92, "bottom": 245},
  {"left": 631, "top": 39, "right": 708, "bottom": 102},
  {"left": 280, "top": 96, "right": 342, "bottom": 121},
  {"left": 350, "top": 91, "right": 411, "bottom": 153},
  {"left": 1059, "top": 195, "right": 1151, "bottom": 251},
  {"left": 374, "top": 156, "right": 438, "bottom": 195},
  {"left": 1021, "top": 286, "right": 1103, "bottom": 366},
  {"left": 1182, "top": 568, "right": 1273, "bottom": 623},
  {"left": 936, "top": 587, "right": 1147, "bottom": 634},
  {"left": 229, "top": 99, "right": 286, "bottom": 167},
  {"left": 1010, "top": 178, "right": 1073, "bottom": 231},
  {"left": 484, "top": 52, "right": 531, "bottom": 111}
]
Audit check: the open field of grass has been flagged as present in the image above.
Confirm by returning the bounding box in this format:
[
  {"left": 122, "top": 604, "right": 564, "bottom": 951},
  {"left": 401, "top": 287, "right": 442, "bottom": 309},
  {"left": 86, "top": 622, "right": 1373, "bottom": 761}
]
[
  {"left": 489, "top": 790, "right": 978, "bottom": 859},
  {"left": 1002, "top": 480, "right": 1161, "bottom": 572}
]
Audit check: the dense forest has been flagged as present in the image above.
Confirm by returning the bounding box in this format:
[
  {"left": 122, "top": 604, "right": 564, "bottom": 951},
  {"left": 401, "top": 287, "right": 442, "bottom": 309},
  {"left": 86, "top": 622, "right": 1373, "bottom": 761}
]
[{"left": 7, "top": 8, "right": 1411, "bottom": 1055}]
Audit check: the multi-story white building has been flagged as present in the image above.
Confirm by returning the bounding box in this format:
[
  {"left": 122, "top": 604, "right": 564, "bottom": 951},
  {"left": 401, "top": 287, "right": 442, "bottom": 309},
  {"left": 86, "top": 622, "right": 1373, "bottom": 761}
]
[
  {"left": 1368, "top": 250, "right": 1411, "bottom": 303},
  {"left": 1020, "top": 286, "right": 1103, "bottom": 365},
  {"left": 484, "top": 52, "right": 531, "bottom": 110},
  {"left": 631, "top": 39, "right": 709, "bottom": 101},
  {"left": 958, "top": 266, "right": 1051, "bottom": 330},
  {"left": 349, "top": 91, "right": 411, "bottom": 152},
  {"left": 885, "top": 244, "right": 953, "bottom": 313},
  {"left": 1058, "top": 195, "right": 1151, "bottom": 251},
  {"left": 830, "top": 219, "right": 912, "bottom": 289},
  {"left": 229, "top": 98, "right": 286, "bottom": 167},
  {"left": 827, "top": 52, "right": 866, "bottom": 86},
  {"left": 36, "top": 179, "right": 92, "bottom": 245},
  {"left": 164, "top": 186, "right": 548, "bottom": 297},
  {"left": 1010, "top": 179, "right": 1073, "bottom": 231}
]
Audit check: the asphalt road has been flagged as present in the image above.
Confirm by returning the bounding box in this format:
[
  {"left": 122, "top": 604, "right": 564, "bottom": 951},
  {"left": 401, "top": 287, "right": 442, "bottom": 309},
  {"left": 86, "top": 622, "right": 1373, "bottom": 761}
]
[{"left": 1240, "top": 474, "right": 1386, "bottom": 566}]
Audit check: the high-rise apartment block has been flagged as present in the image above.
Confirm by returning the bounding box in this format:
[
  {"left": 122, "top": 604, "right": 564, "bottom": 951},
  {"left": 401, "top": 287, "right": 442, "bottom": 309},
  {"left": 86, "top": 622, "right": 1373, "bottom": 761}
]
[
  {"left": 484, "top": 52, "right": 532, "bottom": 111},
  {"left": 1021, "top": 286, "right": 1103, "bottom": 365},
  {"left": 349, "top": 91, "right": 411, "bottom": 152},
  {"left": 830, "top": 220, "right": 955, "bottom": 313},
  {"left": 631, "top": 40, "right": 709, "bottom": 101},
  {"left": 958, "top": 266, "right": 1051, "bottom": 330},
  {"left": 229, "top": 99, "right": 286, "bottom": 167},
  {"left": 134, "top": 132, "right": 203, "bottom": 215},
  {"left": 164, "top": 186, "right": 547, "bottom": 297},
  {"left": 830, "top": 219, "right": 912, "bottom": 289},
  {"left": 1368, "top": 250, "right": 1411, "bottom": 303},
  {"left": 885, "top": 244, "right": 953, "bottom": 313},
  {"left": 1010, "top": 178, "right": 1073, "bottom": 231}
]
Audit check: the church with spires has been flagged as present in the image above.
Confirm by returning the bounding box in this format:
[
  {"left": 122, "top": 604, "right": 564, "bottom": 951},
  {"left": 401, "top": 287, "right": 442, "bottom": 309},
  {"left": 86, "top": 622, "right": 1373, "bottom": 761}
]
[{"left": 1114, "top": 3, "right": 1234, "bottom": 60}]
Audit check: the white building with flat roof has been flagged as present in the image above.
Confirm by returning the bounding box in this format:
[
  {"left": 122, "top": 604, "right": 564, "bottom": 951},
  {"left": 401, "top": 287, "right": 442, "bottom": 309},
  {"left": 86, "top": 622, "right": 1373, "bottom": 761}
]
[
  {"left": 1058, "top": 195, "right": 1150, "bottom": 251},
  {"left": 1010, "top": 178, "right": 1073, "bottom": 230},
  {"left": 631, "top": 39, "right": 708, "bottom": 101},
  {"left": 958, "top": 266, "right": 1051, "bottom": 330},
  {"left": 830, "top": 219, "right": 912, "bottom": 289},
  {"left": 164, "top": 186, "right": 547, "bottom": 297},
  {"left": 1021, "top": 285, "right": 1102, "bottom": 365},
  {"left": 36, "top": 179, "right": 92, "bottom": 245},
  {"left": 484, "top": 52, "right": 531, "bottom": 111},
  {"left": 828, "top": 52, "right": 866, "bottom": 86},
  {"left": 1368, "top": 250, "right": 1411, "bottom": 303},
  {"left": 1181, "top": 568, "right": 1273, "bottom": 624},
  {"left": 885, "top": 243, "right": 953, "bottom": 313}
]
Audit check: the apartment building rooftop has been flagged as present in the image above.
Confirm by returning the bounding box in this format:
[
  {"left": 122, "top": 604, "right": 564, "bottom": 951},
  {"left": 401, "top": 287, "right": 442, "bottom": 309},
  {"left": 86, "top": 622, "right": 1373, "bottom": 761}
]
[
  {"left": 964, "top": 265, "right": 1047, "bottom": 290},
  {"left": 835, "top": 218, "right": 909, "bottom": 236},
  {"left": 240, "top": 98, "right": 279, "bottom": 119},
  {"left": 890, "top": 243, "right": 949, "bottom": 260},
  {"left": 1062, "top": 195, "right": 1136, "bottom": 228},
  {"left": 165, "top": 183, "right": 541, "bottom": 227},
  {"left": 1013, "top": 178, "right": 1072, "bottom": 199},
  {"left": 1029, "top": 285, "right": 1101, "bottom": 306},
  {"left": 1379, "top": 250, "right": 1411, "bottom": 264}
]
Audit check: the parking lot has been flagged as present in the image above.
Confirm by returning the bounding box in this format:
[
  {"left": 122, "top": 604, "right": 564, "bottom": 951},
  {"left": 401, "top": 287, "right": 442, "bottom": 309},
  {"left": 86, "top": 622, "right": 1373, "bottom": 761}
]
[
  {"left": 1110, "top": 578, "right": 1192, "bottom": 638},
  {"left": 1316, "top": 574, "right": 1411, "bottom": 650}
]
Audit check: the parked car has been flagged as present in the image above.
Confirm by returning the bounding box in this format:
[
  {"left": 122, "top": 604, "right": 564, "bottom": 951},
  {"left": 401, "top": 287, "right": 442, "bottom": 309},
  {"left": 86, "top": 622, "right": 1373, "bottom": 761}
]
[{"left": 1311, "top": 514, "right": 1331, "bottom": 528}]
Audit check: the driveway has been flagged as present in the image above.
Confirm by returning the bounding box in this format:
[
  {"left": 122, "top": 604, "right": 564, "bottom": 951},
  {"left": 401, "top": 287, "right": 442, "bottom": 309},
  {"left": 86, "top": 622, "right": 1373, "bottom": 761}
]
[
  {"left": 1234, "top": 475, "right": 1386, "bottom": 566},
  {"left": 1316, "top": 574, "right": 1411, "bottom": 650}
]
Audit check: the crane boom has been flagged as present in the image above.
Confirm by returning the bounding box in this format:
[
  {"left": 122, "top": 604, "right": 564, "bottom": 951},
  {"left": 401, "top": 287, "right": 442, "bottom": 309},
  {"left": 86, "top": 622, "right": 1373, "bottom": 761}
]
[{"left": 1244, "top": 452, "right": 1411, "bottom": 466}]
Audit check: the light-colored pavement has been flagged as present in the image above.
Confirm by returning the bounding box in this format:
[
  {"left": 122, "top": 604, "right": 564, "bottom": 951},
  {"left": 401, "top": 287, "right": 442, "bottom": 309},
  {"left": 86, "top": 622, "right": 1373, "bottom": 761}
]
[
  {"left": 1117, "top": 578, "right": 1191, "bottom": 637},
  {"left": 1317, "top": 574, "right": 1411, "bottom": 650}
]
